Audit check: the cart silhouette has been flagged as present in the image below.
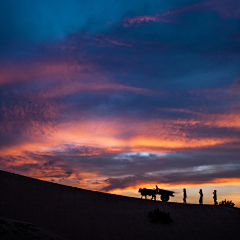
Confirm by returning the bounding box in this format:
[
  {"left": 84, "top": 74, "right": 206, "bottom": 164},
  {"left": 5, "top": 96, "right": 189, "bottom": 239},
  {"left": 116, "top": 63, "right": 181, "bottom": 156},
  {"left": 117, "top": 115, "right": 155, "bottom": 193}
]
[{"left": 138, "top": 187, "right": 175, "bottom": 202}]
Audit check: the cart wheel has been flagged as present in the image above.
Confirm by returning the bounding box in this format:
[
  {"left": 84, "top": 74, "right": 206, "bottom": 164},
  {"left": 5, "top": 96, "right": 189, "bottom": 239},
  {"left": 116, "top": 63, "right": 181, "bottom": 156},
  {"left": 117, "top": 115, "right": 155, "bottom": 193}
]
[{"left": 161, "top": 194, "right": 169, "bottom": 202}]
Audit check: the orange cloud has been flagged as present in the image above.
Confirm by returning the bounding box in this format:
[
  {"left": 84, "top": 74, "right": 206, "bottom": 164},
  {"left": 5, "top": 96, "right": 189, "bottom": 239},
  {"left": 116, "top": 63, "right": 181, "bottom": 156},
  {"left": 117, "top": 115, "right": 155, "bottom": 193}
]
[
  {"left": 1, "top": 110, "right": 240, "bottom": 157},
  {"left": 1, "top": 104, "right": 240, "bottom": 195},
  {"left": 106, "top": 178, "right": 240, "bottom": 194}
]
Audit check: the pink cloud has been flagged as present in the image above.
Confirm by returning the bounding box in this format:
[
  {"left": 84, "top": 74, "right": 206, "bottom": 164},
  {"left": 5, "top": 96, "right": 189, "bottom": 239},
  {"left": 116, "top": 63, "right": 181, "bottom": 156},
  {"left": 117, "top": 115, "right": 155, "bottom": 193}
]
[
  {"left": 94, "top": 34, "right": 132, "bottom": 47},
  {"left": 36, "top": 80, "right": 153, "bottom": 99},
  {"left": 0, "top": 56, "right": 155, "bottom": 98},
  {"left": 0, "top": 59, "right": 94, "bottom": 86},
  {"left": 119, "top": 0, "right": 240, "bottom": 27},
  {"left": 119, "top": 13, "right": 172, "bottom": 27}
]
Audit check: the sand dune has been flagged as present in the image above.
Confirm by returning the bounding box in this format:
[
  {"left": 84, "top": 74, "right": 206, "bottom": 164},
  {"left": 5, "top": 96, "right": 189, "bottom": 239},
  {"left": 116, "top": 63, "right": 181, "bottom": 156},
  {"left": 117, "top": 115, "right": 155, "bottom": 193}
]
[
  {"left": 0, "top": 170, "right": 239, "bottom": 240},
  {"left": 0, "top": 217, "right": 62, "bottom": 240}
]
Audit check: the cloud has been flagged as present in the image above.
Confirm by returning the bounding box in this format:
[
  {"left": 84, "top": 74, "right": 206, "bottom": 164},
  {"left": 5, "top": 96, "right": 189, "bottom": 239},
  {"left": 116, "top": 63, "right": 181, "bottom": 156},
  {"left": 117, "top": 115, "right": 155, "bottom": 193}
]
[
  {"left": 119, "top": 0, "right": 240, "bottom": 27},
  {"left": 1, "top": 147, "right": 240, "bottom": 192},
  {"left": 230, "top": 77, "right": 240, "bottom": 90}
]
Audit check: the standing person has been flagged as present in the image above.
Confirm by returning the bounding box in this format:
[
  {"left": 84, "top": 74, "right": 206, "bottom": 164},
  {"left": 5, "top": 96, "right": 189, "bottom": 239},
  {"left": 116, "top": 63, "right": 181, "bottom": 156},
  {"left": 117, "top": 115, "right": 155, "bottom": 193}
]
[
  {"left": 183, "top": 188, "right": 187, "bottom": 204},
  {"left": 199, "top": 189, "right": 203, "bottom": 204},
  {"left": 213, "top": 190, "right": 218, "bottom": 205},
  {"left": 155, "top": 185, "right": 159, "bottom": 193}
]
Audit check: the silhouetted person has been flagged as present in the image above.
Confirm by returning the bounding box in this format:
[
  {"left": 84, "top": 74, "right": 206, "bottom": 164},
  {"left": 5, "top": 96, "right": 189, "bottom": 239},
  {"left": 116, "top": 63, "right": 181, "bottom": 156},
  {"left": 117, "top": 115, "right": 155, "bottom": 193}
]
[
  {"left": 156, "top": 185, "right": 159, "bottom": 193},
  {"left": 199, "top": 189, "right": 203, "bottom": 204},
  {"left": 183, "top": 188, "right": 187, "bottom": 204},
  {"left": 213, "top": 190, "right": 218, "bottom": 205}
]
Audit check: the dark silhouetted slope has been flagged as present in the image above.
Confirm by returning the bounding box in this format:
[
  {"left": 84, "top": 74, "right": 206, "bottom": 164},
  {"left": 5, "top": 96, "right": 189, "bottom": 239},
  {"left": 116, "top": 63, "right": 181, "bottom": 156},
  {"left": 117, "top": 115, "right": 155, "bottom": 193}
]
[
  {"left": 0, "top": 170, "right": 239, "bottom": 240},
  {"left": 0, "top": 217, "right": 62, "bottom": 240}
]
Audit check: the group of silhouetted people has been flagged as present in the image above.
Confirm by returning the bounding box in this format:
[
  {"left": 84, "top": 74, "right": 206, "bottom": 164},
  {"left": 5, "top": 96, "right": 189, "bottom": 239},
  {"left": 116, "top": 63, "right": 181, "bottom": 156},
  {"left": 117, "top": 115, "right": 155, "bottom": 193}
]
[{"left": 183, "top": 188, "right": 218, "bottom": 205}]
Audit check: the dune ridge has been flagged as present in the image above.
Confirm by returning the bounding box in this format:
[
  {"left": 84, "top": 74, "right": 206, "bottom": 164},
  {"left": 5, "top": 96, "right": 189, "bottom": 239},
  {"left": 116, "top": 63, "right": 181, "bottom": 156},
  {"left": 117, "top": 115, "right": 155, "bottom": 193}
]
[{"left": 0, "top": 170, "right": 239, "bottom": 240}]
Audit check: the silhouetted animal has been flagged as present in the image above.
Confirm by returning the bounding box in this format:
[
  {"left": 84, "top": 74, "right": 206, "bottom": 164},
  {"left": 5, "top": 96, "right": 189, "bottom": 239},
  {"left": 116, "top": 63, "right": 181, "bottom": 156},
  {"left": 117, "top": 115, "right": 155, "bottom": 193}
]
[
  {"left": 138, "top": 187, "right": 174, "bottom": 202},
  {"left": 138, "top": 188, "right": 156, "bottom": 200}
]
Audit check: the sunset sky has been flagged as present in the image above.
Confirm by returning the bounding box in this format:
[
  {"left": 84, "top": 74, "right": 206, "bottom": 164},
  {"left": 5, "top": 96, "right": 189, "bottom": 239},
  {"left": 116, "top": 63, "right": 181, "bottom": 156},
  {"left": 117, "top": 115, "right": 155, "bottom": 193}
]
[{"left": 1, "top": 0, "right": 240, "bottom": 205}]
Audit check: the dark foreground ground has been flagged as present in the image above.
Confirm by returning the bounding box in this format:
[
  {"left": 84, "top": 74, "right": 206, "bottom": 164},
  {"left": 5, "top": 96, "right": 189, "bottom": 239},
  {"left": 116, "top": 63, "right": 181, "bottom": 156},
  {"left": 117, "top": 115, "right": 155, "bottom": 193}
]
[
  {"left": 0, "top": 170, "right": 239, "bottom": 240},
  {"left": 0, "top": 217, "right": 62, "bottom": 240}
]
